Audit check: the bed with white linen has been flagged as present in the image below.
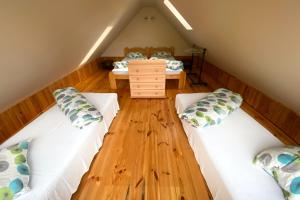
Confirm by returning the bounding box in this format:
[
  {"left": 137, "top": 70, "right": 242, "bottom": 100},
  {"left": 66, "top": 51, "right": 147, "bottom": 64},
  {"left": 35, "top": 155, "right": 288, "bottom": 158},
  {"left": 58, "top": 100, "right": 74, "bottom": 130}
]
[
  {"left": 175, "top": 93, "right": 285, "bottom": 200},
  {"left": 108, "top": 47, "right": 186, "bottom": 89},
  {"left": 0, "top": 93, "right": 119, "bottom": 200}
]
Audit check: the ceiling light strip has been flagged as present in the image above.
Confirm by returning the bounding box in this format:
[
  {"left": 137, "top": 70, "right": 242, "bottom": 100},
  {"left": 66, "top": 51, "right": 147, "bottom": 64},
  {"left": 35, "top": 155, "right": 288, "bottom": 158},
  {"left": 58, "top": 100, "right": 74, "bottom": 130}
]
[
  {"left": 164, "top": 0, "right": 193, "bottom": 30},
  {"left": 80, "top": 26, "right": 113, "bottom": 66}
]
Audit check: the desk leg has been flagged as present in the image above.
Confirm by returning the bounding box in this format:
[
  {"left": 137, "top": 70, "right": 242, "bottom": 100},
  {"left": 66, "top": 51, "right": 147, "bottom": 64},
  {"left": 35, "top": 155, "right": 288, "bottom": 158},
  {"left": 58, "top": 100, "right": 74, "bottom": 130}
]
[
  {"left": 179, "top": 71, "right": 186, "bottom": 89},
  {"left": 109, "top": 72, "right": 117, "bottom": 89}
]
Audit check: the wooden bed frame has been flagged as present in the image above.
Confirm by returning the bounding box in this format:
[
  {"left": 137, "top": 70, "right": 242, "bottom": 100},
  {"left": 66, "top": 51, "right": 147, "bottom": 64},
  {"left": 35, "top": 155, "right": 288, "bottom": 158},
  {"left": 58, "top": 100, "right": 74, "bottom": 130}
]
[{"left": 109, "top": 47, "right": 186, "bottom": 89}]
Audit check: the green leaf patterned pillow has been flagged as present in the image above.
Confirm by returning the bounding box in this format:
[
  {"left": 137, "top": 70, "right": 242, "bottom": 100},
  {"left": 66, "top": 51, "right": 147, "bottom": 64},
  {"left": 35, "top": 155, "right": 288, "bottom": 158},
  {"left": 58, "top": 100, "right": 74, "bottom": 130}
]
[
  {"left": 151, "top": 51, "right": 172, "bottom": 58},
  {"left": 0, "top": 140, "right": 31, "bottom": 200},
  {"left": 113, "top": 61, "right": 129, "bottom": 69},
  {"left": 125, "top": 52, "right": 146, "bottom": 59},
  {"left": 179, "top": 88, "right": 243, "bottom": 128},
  {"left": 254, "top": 146, "right": 300, "bottom": 200},
  {"left": 53, "top": 87, "right": 103, "bottom": 129},
  {"left": 166, "top": 60, "right": 183, "bottom": 70},
  {"left": 274, "top": 158, "right": 300, "bottom": 200},
  {"left": 254, "top": 146, "right": 300, "bottom": 175}
]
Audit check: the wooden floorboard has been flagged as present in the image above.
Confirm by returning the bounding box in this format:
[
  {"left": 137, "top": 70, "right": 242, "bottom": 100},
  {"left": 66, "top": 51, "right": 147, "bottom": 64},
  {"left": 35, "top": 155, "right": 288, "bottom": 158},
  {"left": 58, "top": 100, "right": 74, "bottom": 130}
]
[{"left": 71, "top": 69, "right": 211, "bottom": 200}]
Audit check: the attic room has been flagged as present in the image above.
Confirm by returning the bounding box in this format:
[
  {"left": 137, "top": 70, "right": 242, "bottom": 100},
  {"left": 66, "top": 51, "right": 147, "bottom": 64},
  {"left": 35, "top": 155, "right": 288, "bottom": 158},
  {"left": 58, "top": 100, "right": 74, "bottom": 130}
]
[{"left": 0, "top": 0, "right": 299, "bottom": 199}]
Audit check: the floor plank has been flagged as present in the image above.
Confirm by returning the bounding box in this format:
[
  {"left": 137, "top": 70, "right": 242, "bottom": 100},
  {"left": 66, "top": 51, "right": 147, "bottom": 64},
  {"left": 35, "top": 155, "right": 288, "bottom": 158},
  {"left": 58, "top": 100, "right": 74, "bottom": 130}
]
[{"left": 71, "top": 69, "right": 211, "bottom": 200}]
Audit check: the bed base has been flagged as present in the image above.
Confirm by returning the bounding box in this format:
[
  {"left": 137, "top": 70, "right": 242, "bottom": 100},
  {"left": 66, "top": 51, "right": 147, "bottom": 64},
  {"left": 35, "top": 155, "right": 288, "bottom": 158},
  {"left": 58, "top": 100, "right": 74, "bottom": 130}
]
[{"left": 109, "top": 71, "right": 186, "bottom": 89}]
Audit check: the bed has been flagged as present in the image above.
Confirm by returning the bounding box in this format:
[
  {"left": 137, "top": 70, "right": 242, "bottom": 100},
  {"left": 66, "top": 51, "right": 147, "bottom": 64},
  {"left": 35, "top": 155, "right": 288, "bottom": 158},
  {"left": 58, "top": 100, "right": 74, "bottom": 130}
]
[
  {"left": 0, "top": 93, "right": 119, "bottom": 200},
  {"left": 175, "top": 93, "right": 285, "bottom": 200},
  {"left": 109, "top": 47, "right": 186, "bottom": 89}
]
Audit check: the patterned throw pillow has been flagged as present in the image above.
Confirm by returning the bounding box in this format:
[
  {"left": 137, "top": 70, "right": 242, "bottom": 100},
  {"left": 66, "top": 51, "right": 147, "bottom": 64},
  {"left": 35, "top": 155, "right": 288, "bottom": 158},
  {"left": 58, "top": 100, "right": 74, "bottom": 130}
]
[
  {"left": 254, "top": 146, "right": 300, "bottom": 200},
  {"left": 53, "top": 87, "right": 103, "bottom": 129},
  {"left": 179, "top": 88, "right": 243, "bottom": 128},
  {"left": 275, "top": 158, "right": 300, "bottom": 200},
  {"left": 125, "top": 52, "right": 146, "bottom": 59},
  {"left": 151, "top": 51, "right": 171, "bottom": 58},
  {"left": 254, "top": 146, "right": 300, "bottom": 175},
  {"left": 166, "top": 60, "right": 184, "bottom": 70},
  {"left": 113, "top": 61, "right": 129, "bottom": 69},
  {"left": 150, "top": 52, "right": 183, "bottom": 70},
  {"left": 0, "top": 140, "right": 31, "bottom": 200}
]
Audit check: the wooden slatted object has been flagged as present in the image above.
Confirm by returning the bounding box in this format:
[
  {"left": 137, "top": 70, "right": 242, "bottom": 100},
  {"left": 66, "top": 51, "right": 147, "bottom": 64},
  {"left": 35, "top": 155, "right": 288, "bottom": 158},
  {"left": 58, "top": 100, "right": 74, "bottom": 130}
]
[{"left": 128, "top": 60, "right": 166, "bottom": 98}]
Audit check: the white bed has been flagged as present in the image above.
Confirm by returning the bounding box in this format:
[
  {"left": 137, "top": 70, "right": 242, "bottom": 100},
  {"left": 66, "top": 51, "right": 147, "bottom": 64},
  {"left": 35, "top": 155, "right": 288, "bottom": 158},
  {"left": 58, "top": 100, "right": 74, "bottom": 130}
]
[
  {"left": 112, "top": 68, "right": 183, "bottom": 75},
  {"left": 0, "top": 93, "right": 119, "bottom": 200},
  {"left": 175, "top": 93, "right": 285, "bottom": 200}
]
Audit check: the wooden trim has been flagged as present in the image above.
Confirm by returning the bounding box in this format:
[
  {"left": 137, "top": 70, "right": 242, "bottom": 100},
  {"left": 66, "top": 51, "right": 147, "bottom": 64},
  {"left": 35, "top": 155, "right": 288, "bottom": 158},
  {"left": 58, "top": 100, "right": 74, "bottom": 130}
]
[
  {"left": 202, "top": 61, "right": 300, "bottom": 145},
  {"left": 0, "top": 59, "right": 100, "bottom": 144},
  {"left": 179, "top": 71, "right": 187, "bottom": 89}
]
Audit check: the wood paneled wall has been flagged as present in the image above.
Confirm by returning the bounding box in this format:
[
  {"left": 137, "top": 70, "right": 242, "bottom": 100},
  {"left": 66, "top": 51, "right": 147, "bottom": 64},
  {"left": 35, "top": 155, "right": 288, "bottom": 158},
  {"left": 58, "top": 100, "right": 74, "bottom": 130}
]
[
  {"left": 0, "top": 60, "right": 101, "bottom": 143},
  {"left": 202, "top": 62, "right": 300, "bottom": 144}
]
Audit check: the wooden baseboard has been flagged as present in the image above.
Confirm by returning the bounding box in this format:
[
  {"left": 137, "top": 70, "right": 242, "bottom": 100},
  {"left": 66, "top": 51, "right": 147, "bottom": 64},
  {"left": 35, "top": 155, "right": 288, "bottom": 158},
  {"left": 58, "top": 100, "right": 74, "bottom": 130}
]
[
  {"left": 202, "top": 61, "right": 300, "bottom": 144},
  {"left": 0, "top": 59, "right": 101, "bottom": 143}
]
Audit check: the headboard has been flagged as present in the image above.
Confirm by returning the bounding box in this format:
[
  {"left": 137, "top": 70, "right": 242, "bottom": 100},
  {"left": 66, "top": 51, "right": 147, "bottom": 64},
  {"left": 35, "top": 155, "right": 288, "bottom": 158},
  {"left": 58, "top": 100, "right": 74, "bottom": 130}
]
[
  {"left": 124, "top": 47, "right": 149, "bottom": 57},
  {"left": 124, "top": 47, "right": 175, "bottom": 57},
  {"left": 149, "top": 47, "right": 175, "bottom": 57}
]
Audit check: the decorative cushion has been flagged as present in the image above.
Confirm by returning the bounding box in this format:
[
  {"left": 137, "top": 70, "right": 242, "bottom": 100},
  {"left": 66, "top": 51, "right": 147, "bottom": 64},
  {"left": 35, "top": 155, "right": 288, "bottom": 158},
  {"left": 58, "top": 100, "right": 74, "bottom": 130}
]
[
  {"left": 125, "top": 52, "right": 146, "bottom": 60},
  {"left": 151, "top": 51, "right": 172, "bottom": 58},
  {"left": 53, "top": 87, "right": 103, "bottom": 129},
  {"left": 0, "top": 140, "right": 31, "bottom": 200},
  {"left": 166, "top": 60, "right": 184, "bottom": 70},
  {"left": 273, "top": 158, "right": 300, "bottom": 200},
  {"left": 113, "top": 61, "right": 129, "bottom": 69},
  {"left": 254, "top": 146, "right": 300, "bottom": 175},
  {"left": 255, "top": 146, "right": 300, "bottom": 200},
  {"left": 113, "top": 52, "right": 146, "bottom": 69},
  {"left": 150, "top": 53, "right": 183, "bottom": 70},
  {"left": 179, "top": 88, "right": 243, "bottom": 128}
]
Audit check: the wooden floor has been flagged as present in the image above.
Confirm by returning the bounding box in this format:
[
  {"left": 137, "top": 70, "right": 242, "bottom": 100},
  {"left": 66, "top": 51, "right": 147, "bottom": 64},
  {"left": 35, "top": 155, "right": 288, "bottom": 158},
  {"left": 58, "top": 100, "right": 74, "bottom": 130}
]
[{"left": 71, "top": 69, "right": 212, "bottom": 200}]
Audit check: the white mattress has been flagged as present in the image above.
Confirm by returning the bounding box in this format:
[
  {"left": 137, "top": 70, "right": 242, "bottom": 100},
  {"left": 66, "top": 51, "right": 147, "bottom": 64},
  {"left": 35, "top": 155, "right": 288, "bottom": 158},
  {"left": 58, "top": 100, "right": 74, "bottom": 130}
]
[
  {"left": 0, "top": 93, "right": 119, "bottom": 200},
  {"left": 112, "top": 68, "right": 182, "bottom": 75},
  {"left": 175, "top": 93, "right": 284, "bottom": 200}
]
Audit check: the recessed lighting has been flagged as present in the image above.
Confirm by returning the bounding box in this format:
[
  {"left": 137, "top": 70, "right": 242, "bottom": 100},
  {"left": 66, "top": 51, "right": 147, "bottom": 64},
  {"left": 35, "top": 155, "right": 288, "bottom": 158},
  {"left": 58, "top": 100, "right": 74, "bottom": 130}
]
[
  {"left": 164, "top": 0, "right": 192, "bottom": 30},
  {"left": 80, "top": 26, "right": 113, "bottom": 66}
]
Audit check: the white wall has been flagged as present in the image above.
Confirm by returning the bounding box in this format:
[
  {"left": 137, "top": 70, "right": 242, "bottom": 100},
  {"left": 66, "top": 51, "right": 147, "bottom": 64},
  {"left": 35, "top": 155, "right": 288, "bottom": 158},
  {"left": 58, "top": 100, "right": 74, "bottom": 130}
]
[
  {"left": 102, "top": 6, "right": 191, "bottom": 56},
  {"left": 0, "top": 0, "right": 141, "bottom": 112},
  {"left": 157, "top": 0, "right": 300, "bottom": 115}
]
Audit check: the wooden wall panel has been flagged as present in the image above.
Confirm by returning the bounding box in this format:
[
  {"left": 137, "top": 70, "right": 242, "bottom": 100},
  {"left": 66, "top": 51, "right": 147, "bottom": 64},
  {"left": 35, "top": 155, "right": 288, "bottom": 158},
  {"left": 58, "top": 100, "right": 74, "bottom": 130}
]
[
  {"left": 202, "top": 62, "right": 300, "bottom": 144},
  {"left": 0, "top": 59, "right": 100, "bottom": 144}
]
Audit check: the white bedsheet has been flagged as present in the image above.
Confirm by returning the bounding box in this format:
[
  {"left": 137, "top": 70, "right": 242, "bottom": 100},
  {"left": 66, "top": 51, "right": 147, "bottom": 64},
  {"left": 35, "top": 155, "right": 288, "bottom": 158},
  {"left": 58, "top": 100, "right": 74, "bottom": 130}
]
[
  {"left": 175, "top": 93, "right": 284, "bottom": 200},
  {"left": 112, "top": 68, "right": 182, "bottom": 75},
  {"left": 0, "top": 93, "right": 119, "bottom": 200}
]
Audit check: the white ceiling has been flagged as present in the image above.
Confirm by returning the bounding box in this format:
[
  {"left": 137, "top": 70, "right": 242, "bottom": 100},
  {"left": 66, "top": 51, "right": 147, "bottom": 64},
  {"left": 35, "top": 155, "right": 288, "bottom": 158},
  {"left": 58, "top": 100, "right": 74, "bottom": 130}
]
[{"left": 1, "top": 0, "right": 300, "bottom": 114}]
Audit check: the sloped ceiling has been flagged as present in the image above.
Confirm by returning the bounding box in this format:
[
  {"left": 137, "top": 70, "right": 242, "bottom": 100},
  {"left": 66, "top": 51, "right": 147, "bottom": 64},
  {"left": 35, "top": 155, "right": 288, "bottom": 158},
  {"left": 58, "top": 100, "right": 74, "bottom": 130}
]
[
  {"left": 0, "top": 0, "right": 141, "bottom": 112},
  {"left": 102, "top": 6, "right": 191, "bottom": 56},
  {"left": 155, "top": 0, "right": 300, "bottom": 115},
  {"left": 1, "top": 0, "right": 299, "bottom": 115}
]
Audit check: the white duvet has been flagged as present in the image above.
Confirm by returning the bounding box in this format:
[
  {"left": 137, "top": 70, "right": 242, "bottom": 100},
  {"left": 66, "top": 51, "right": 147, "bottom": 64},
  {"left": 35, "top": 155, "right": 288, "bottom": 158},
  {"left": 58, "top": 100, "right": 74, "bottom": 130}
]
[
  {"left": 176, "top": 93, "right": 284, "bottom": 200},
  {"left": 0, "top": 93, "right": 119, "bottom": 200}
]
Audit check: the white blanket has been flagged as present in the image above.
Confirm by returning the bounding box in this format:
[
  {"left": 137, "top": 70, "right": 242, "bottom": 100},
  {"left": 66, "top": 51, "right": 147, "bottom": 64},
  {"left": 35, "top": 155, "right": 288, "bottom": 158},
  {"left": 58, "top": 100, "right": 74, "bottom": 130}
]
[
  {"left": 176, "top": 93, "right": 284, "bottom": 200},
  {"left": 0, "top": 93, "right": 119, "bottom": 200}
]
